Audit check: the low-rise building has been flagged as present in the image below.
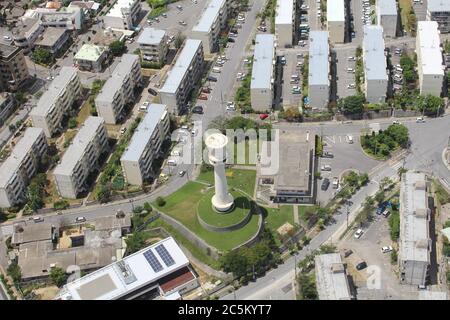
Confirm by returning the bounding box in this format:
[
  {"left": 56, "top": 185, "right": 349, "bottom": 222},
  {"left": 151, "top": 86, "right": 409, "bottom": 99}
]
[
  {"left": 11, "top": 18, "right": 45, "bottom": 54},
  {"left": 103, "top": 0, "right": 141, "bottom": 30},
  {"left": 30, "top": 67, "right": 82, "bottom": 137},
  {"left": 121, "top": 104, "right": 170, "bottom": 186},
  {"left": 74, "top": 44, "right": 108, "bottom": 72},
  {"left": 362, "top": 25, "right": 388, "bottom": 103},
  {"left": 250, "top": 34, "right": 275, "bottom": 112},
  {"left": 274, "top": 0, "right": 295, "bottom": 48},
  {"left": 427, "top": 0, "right": 450, "bottom": 33},
  {"left": 376, "top": 0, "right": 398, "bottom": 38},
  {"left": 399, "top": 171, "right": 431, "bottom": 286},
  {"left": 0, "top": 93, "right": 16, "bottom": 124},
  {"left": 159, "top": 39, "right": 204, "bottom": 115},
  {"left": 53, "top": 117, "right": 109, "bottom": 199},
  {"left": 191, "top": 0, "right": 228, "bottom": 54},
  {"left": 315, "top": 253, "right": 353, "bottom": 300},
  {"left": 95, "top": 54, "right": 142, "bottom": 124},
  {"left": 68, "top": 1, "right": 101, "bottom": 17},
  {"left": 0, "top": 43, "right": 29, "bottom": 92},
  {"left": 35, "top": 27, "right": 70, "bottom": 55},
  {"left": 308, "top": 31, "right": 330, "bottom": 110},
  {"left": 0, "top": 128, "right": 47, "bottom": 208},
  {"left": 137, "top": 28, "right": 168, "bottom": 65},
  {"left": 416, "top": 21, "right": 444, "bottom": 97},
  {"left": 327, "top": 0, "right": 346, "bottom": 43},
  {"left": 23, "top": 6, "right": 84, "bottom": 30}
]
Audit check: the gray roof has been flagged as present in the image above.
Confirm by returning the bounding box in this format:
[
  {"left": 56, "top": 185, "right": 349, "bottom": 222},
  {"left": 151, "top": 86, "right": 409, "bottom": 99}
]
[
  {"left": 363, "top": 25, "right": 388, "bottom": 81},
  {"left": 53, "top": 117, "right": 105, "bottom": 176},
  {"left": 35, "top": 27, "right": 67, "bottom": 47},
  {"left": 315, "top": 253, "right": 352, "bottom": 300},
  {"left": 192, "top": 0, "right": 227, "bottom": 33},
  {"left": 0, "top": 127, "right": 44, "bottom": 188},
  {"left": 428, "top": 0, "right": 450, "bottom": 12},
  {"left": 0, "top": 43, "right": 20, "bottom": 59},
  {"left": 377, "top": 0, "right": 397, "bottom": 16},
  {"left": 137, "top": 28, "right": 166, "bottom": 45},
  {"left": 417, "top": 21, "right": 444, "bottom": 76},
  {"left": 12, "top": 223, "right": 53, "bottom": 245},
  {"left": 250, "top": 34, "right": 275, "bottom": 90},
  {"left": 159, "top": 39, "right": 202, "bottom": 94},
  {"left": 121, "top": 104, "right": 167, "bottom": 162},
  {"left": 275, "top": 0, "right": 294, "bottom": 25},
  {"left": 309, "top": 31, "right": 329, "bottom": 85},
  {"left": 94, "top": 214, "right": 131, "bottom": 231},
  {"left": 327, "top": 0, "right": 345, "bottom": 22}
]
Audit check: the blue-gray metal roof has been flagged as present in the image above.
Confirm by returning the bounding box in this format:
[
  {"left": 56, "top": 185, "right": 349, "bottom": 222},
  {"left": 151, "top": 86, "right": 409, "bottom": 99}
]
[
  {"left": 192, "top": 0, "right": 227, "bottom": 33},
  {"left": 250, "top": 34, "right": 275, "bottom": 90},
  {"left": 363, "top": 25, "right": 388, "bottom": 81},
  {"left": 308, "top": 31, "right": 329, "bottom": 86}
]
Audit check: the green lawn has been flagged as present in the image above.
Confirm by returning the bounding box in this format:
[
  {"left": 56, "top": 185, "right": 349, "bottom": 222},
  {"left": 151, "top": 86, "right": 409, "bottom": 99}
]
[
  {"left": 197, "top": 168, "right": 256, "bottom": 196},
  {"left": 263, "top": 206, "right": 295, "bottom": 231},
  {"left": 298, "top": 205, "right": 319, "bottom": 224}
]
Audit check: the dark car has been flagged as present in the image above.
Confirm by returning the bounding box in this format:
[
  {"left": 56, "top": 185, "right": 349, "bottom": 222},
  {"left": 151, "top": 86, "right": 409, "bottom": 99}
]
[
  {"left": 356, "top": 261, "right": 367, "bottom": 270},
  {"left": 321, "top": 178, "right": 330, "bottom": 191},
  {"left": 192, "top": 106, "right": 204, "bottom": 114},
  {"left": 148, "top": 88, "right": 158, "bottom": 96},
  {"left": 227, "top": 38, "right": 235, "bottom": 43},
  {"left": 207, "top": 76, "right": 218, "bottom": 82},
  {"left": 322, "top": 151, "right": 334, "bottom": 158}
]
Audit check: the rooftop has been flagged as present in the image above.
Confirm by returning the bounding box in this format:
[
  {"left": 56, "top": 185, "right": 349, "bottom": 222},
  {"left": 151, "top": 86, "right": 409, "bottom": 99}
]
[
  {"left": 327, "top": 0, "right": 345, "bottom": 22},
  {"left": 35, "top": 27, "right": 67, "bottom": 47},
  {"left": 0, "top": 43, "right": 20, "bottom": 59},
  {"left": 377, "top": 0, "right": 397, "bottom": 16},
  {"left": 74, "top": 44, "right": 107, "bottom": 61},
  {"left": 315, "top": 253, "right": 352, "bottom": 300},
  {"left": 192, "top": 0, "right": 227, "bottom": 33},
  {"left": 106, "top": 0, "right": 138, "bottom": 18},
  {"left": 427, "top": 0, "right": 450, "bottom": 12},
  {"left": 417, "top": 21, "right": 444, "bottom": 76},
  {"left": 159, "top": 39, "right": 202, "bottom": 94},
  {"left": 250, "top": 34, "right": 275, "bottom": 90},
  {"left": 274, "top": 0, "right": 294, "bottom": 25},
  {"left": 94, "top": 214, "right": 131, "bottom": 232},
  {"left": 309, "top": 31, "right": 329, "bottom": 85},
  {"left": 363, "top": 25, "right": 388, "bottom": 81},
  {"left": 11, "top": 223, "right": 53, "bottom": 245},
  {"left": 137, "top": 28, "right": 166, "bottom": 45}
]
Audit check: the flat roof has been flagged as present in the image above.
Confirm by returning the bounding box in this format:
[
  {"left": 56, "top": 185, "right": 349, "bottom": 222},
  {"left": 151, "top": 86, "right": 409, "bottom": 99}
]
[
  {"left": 192, "top": 0, "right": 227, "bottom": 33},
  {"left": 53, "top": 117, "right": 105, "bottom": 176},
  {"left": 35, "top": 27, "right": 66, "bottom": 47},
  {"left": 137, "top": 28, "right": 166, "bottom": 45},
  {"left": 0, "top": 43, "right": 20, "bottom": 59},
  {"left": 377, "top": 0, "right": 397, "bottom": 16},
  {"left": 309, "top": 31, "right": 329, "bottom": 85},
  {"left": 12, "top": 223, "right": 53, "bottom": 245},
  {"left": 0, "top": 127, "right": 44, "bottom": 188},
  {"left": 417, "top": 21, "right": 444, "bottom": 76},
  {"left": 275, "top": 0, "right": 294, "bottom": 25},
  {"left": 159, "top": 39, "right": 202, "bottom": 94},
  {"left": 55, "top": 237, "right": 190, "bottom": 300},
  {"left": 106, "top": 0, "right": 137, "bottom": 18},
  {"left": 399, "top": 172, "right": 430, "bottom": 263},
  {"left": 251, "top": 34, "right": 275, "bottom": 90},
  {"left": 121, "top": 104, "right": 167, "bottom": 162},
  {"left": 428, "top": 0, "right": 450, "bottom": 12},
  {"left": 94, "top": 214, "right": 131, "bottom": 231},
  {"left": 363, "top": 25, "right": 388, "bottom": 80},
  {"left": 315, "top": 253, "right": 352, "bottom": 300},
  {"left": 74, "top": 44, "right": 106, "bottom": 61},
  {"left": 327, "top": 0, "right": 345, "bottom": 22}
]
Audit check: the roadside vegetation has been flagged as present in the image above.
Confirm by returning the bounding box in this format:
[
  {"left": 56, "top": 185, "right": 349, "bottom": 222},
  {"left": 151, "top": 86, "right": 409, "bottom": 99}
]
[
  {"left": 360, "top": 124, "right": 409, "bottom": 160},
  {"left": 337, "top": 94, "right": 365, "bottom": 115},
  {"left": 31, "top": 47, "right": 53, "bottom": 66},
  {"left": 398, "top": 0, "right": 416, "bottom": 36}
]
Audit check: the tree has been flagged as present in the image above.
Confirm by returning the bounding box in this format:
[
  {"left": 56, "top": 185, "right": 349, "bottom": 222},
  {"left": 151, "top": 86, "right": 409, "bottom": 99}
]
[
  {"left": 96, "top": 184, "right": 111, "bottom": 203},
  {"left": 125, "top": 232, "right": 146, "bottom": 253},
  {"left": 297, "top": 273, "right": 318, "bottom": 300},
  {"left": 50, "top": 267, "right": 68, "bottom": 287},
  {"left": 416, "top": 94, "right": 444, "bottom": 116},
  {"left": 337, "top": 95, "right": 365, "bottom": 115},
  {"left": 109, "top": 40, "right": 126, "bottom": 56},
  {"left": 68, "top": 118, "right": 77, "bottom": 129},
  {"left": 283, "top": 107, "right": 301, "bottom": 122},
  {"left": 32, "top": 47, "right": 53, "bottom": 65},
  {"left": 344, "top": 171, "right": 359, "bottom": 188},
  {"left": 220, "top": 249, "right": 249, "bottom": 278},
  {"left": 7, "top": 261, "right": 21, "bottom": 284},
  {"left": 174, "top": 31, "right": 186, "bottom": 49},
  {"left": 156, "top": 196, "right": 166, "bottom": 207}
]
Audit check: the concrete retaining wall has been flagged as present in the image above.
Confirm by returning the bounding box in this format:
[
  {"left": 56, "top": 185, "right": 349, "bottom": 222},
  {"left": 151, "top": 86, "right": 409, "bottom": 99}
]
[{"left": 197, "top": 206, "right": 253, "bottom": 233}]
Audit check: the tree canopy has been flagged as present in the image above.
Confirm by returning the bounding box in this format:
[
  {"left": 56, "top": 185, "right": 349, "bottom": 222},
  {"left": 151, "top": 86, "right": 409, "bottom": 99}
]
[{"left": 337, "top": 95, "right": 365, "bottom": 115}]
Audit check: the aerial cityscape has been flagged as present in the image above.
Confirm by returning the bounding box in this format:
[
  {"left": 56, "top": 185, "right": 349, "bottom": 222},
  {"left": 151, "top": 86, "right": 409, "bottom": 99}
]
[{"left": 0, "top": 0, "right": 450, "bottom": 303}]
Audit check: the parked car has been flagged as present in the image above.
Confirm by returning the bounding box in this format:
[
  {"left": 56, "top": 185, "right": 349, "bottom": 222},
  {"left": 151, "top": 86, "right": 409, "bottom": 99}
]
[
  {"left": 381, "top": 246, "right": 393, "bottom": 253},
  {"left": 227, "top": 38, "right": 235, "bottom": 43},
  {"left": 321, "top": 178, "right": 330, "bottom": 191},
  {"left": 178, "top": 20, "right": 187, "bottom": 26},
  {"left": 178, "top": 170, "right": 186, "bottom": 177},
  {"left": 347, "top": 56, "right": 356, "bottom": 61},
  {"left": 176, "top": 5, "right": 183, "bottom": 10},
  {"left": 322, "top": 151, "right": 334, "bottom": 158},
  {"left": 259, "top": 113, "right": 269, "bottom": 120},
  {"left": 321, "top": 164, "right": 331, "bottom": 171},
  {"left": 201, "top": 87, "right": 211, "bottom": 93},
  {"left": 356, "top": 261, "right": 367, "bottom": 270},
  {"left": 332, "top": 177, "right": 339, "bottom": 189},
  {"left": 192, "top": 106, "right": 204, "bottom": 114},
  {"left": 139, "top": 103, "right": 149, "bottom": 112},
  {"left": 226, "top": 101, "right": 236, "bottom": 111},
  {"left": 347, "top": 83, "right": 356, "bottom": 89},
  {"left": 416, "top": 117, "right": 425, "bottom": 123},
  {"left": 207, "top": 75, "right": 218, "bottom": 82},
  {"left": 33, "top": 216, "right": 44, "bottom": 223},
  {"left": 148, "top": 88, "right": 158, "bottom": 96},
  {"left": 354, "top": 228, "right": 364, "bottom": 239},
  {"left": 347, "top": 68, "right": 355, "bottom": 73},
  {"left": 280, "top": 56, "right": 286, "bottom": 65},
  {"left": 75, "top": 216, "right": 86, "bottom": 223}
]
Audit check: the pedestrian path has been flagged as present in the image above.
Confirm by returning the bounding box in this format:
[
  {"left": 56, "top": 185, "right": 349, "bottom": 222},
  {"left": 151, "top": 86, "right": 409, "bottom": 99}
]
[{"left": 293, "top": 205, "right": 299, "bottom": 225}]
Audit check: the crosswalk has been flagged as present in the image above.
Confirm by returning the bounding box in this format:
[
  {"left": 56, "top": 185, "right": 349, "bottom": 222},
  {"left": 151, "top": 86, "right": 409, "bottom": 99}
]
[{"left": 323, "top": 134, "right": 360, "bottom": 144}]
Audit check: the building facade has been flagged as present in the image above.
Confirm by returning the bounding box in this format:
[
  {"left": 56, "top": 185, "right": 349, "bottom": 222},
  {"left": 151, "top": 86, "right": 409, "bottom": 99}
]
[
  {"left": 30, "top": 67, "right": 82, "bottom": 137},
  {"left": 12, "top": 18, "right": 45, "bottom": 54},
  {"left": 53, "top": 116, "right": 109, "bottom": 199},
  {"left": 121, "top": 104, "right": 170, "bottom": 186},
  {"left": 0, "top": 93, "right": 16, "bottom": 124},
  {"left": 327, "top": 0, "right": 346, "bottom": 43},
  {"left": 274, "top": 0, "right": 295, "bottom": 48},
  {"left": 427, "top": 0, "right": 450, "bottom": 33},
  {"left": 0, "top": 44, "right": 29, "bottom": 92},
  {"left": 137, "top": 28, "right": 168, "bottom": 65},
  {"left": 103, "top": 0, "right": 141, "bottom": 30},
  {"left": 308, "top": 31, "right": 330, "bottom": 110},
  {"left": 376, "top": 0, "right": 398, "bottom": 38},
  {"left": 0, "top": 128, "right": 47, "bottom": 208},
  {"left": 95, "top": 54, "right": 142, "bottom": 124}
]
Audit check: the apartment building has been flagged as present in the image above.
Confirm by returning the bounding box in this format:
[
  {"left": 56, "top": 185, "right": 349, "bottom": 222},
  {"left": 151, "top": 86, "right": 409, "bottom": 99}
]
[
  {"left": 327, "top": 0, "right": 346, "bottom": 43},
  {"left": 23, "top": 7, "right": 84, "bottom": 30},
  {"left": 191, "top": 0, "right": 228, "bottom": 54},
  {"left": 137, "top": 28, "right": 168, "bottom": 65},
  {"left": 0, "top": 128, "right": 47, "bottom": 208},
  {"left": 416, "top": 21, "right": 444, "bottom": 97},
  {"left": 399, "top": 171, "right": 431, "bottom": 286},
  {"left": 427, "top": 0, "right": 450, "bottom": 33},
  {"left": 103, "top": 0, "right": 141, "bottom": 30},
  {"left": 95, "top": 54, "right": 142, "bottom": 124},
  {"left": 121, "top": 104, "right": 170, "bottom": 186},
  {"left": 0, "top": 93, "right": 16, "bottom": 123},
  {"left": 376, "top": 0, "right": 398, "bottom": 38},
  {"left": 34, "top": 27, "right": 70, "bottom": 55},
  {"left": 159, "top": 39, "right": 204, "bottom": 115},
  {"left": 308, "top": 31, "right": 330, "bottom": 110},
  {"left": 30, "top": 67, "right": 82, "bottom": 137},
  {"left": 315, "top": 253, "right": 353, "bottom": 300},
  {"left": 275, "top": 0, "right": 295, "bottom": 48},
  {"left": 0, "top": 44, "right": 29, "bottom": 92},
  {"left": 53, "top": 117, "right": 109, "bottom": 199},
  {"left": 12, "top": 18, "right": 45, "bottom": 54},
  {"left": 250, "top": 34, "right": 275, "bottom": 112},
  {"left": 74, "top": 44, "right": 108, "bottom": 72},
  {"left": 362, "top": 25, "right": 388, "bottom": 103}
]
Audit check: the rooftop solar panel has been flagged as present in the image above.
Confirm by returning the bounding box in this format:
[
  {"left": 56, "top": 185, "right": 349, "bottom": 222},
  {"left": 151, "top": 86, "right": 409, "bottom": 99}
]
[
  {"left": 143, "top": 249, "right": 163, "bottom": 272},
  {"left": 155, "top": 244, "right": 175, "bottom": 267}
]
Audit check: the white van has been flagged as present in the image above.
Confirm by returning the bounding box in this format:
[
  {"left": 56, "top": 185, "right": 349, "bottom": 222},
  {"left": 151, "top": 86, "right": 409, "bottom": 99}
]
[
  {"left": 212, "top": 67, "right": 221, "bottom": 73},
  {"left": 347, "top": 135, "right": 354, "bottom": 144}
]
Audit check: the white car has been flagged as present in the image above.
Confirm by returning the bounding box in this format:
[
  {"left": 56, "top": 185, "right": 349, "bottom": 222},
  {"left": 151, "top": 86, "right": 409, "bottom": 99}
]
[
  {"left": 416, "top": 117, "right": 425, "bottom": 123},
  {"left": 75, "top": 216, "right": 86, "bottom": 223},
  {"left": 392, "top": 120, "right": 401, "bottom": 124},
  {"left": 3, "top": 35, "right": 12, "bottom": 41},
  {"left": 226, "top": 101, "right": 236, "bottom": 111},
  {"left": 381, "top": 246, "right": 393, "bottom": 253},
  {"left": 347, "top": 68, "right": 355, "bottom": 73},
  {"left": 347, "top": 83, "right": 356, "bottom": 89},
  {"left": 120, "top": 127, "right": 127, "bottom": 135},
  {"left": 354, "top": 229, "right": 364, "bottom": 239},
  {"left": 347, "top": 56, "right": 356, "bottom": 61},
  {"left": 139, "top": 102, "right": 149, "bottom": 112}
]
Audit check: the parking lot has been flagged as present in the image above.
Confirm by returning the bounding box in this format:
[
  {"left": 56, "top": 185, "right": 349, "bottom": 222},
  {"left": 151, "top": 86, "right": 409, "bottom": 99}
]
[
  {"left": 335, "top": 48, "right": 357, "bottom": 99},
  {"left": 279, "top": 49, "right": 307, "bottom": 108}
]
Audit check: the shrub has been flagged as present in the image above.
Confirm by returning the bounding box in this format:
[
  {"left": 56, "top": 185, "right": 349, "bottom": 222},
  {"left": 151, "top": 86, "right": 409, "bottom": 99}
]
[
  {"left": 156, "top": 196, "right": 166, "bottom": 207},
  {"left": 53, "top": 200, "right": 70, "bottom": 210}
]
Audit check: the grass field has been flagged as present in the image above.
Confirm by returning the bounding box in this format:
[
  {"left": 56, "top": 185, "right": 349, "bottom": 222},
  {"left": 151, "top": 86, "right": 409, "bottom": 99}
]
[
  {"left": 263, "top": 206, "right": 295, "bottom": 231},
  {"left": 197, "top": 168, "right": 256, "bottom": 196},
  {"left": 399, "top": 0, "right": 413, "bottom": 33}
]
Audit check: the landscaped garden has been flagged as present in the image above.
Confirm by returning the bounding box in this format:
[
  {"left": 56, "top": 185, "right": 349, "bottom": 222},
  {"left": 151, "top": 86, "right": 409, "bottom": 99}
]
[{"left": 360, "top": 123, "right": 409, "bottom": 160}]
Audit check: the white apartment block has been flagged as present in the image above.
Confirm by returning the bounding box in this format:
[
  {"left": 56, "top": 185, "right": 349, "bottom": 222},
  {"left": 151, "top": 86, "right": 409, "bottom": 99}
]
[
  {"left": 103, "top": 0, "right": 141, "bottom": 30},
  {"left": 30, "top": 67, "right": 82, "bottom": 138},
  {"left": 23, "top": 7, "right": 83, "bottom": 30},
  {"left": 327, "top": 0, "right": 346, "bottom": 43},
  {"left": 95, "top": 54, "right": 142, "bottom": 124},
  {"left": 159, "top": 39, "right": 204, "bottom": 115},
  {"left": 308, "top": 31, "right": 330, "bottom": 110},
  {"left": 121, "top": 104, "right": 170, "bottom": 186},
  {"left": 376, "top": 0, "right": 398, "bottom": 38},
  {"left": 53, "top": 117, "right": 109, "bottom": 199},
  {"left": 416, "top": 21, "right": 444, "bottom": 97},
  {"left": 0, "top": 128, "right": 47, "bottom": 208},
  {"left": 250, "top": 34, "right": 275, "bottom": 112},
  {"left": 315, "top": 253, "right": 352, "bottom": 300},
  {"left": 427, "top": 0, "right": 450, "bottom": 34},
  {"left": 362, "top": 25, "right": 388, "bottom": 103},
  {"left": 137, "top": 28, "right": 168, "bottom": 65},
  {"left": 275, "top": 0, "right": 295, "bottom": 48},
  {"left": 191, "top": 0, "right": 228, "bottom": 54},
  {"left": 399, "top": 171, "right": 430, "bottom": 286}
]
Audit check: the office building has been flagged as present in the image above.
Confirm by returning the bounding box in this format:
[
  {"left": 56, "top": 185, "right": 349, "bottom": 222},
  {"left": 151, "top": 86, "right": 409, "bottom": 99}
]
[
  {"left": 250, "top": 34, "right": 275, "bottom": 112},
  {"left": 362, "top": 25, "right": 388, "bottom": 103},
  {"left": 159, "top": 39, "right": 204, "bottom": 115},
  {"left": 103, "top": 0, "right": 141, "bottom": 30},
  {"left": 95, "top": 54, "right": 142, "bottom": 124},
  {"left": 137, "top": 28, "right": 168, "bottom": 65},
  {"left": 0, "top": 44, "right": 29, "bottom": 92},
  {"left": 53, "top": 117, "right": 109, "bottom": 199},
  {"left": 327, "top": 0, "right": 346, "bottom": 43},
  {"left": 30, "top": 67, "right": 82, "bottom": 137},
  {"left": 74, "top": 44, "right": 108, "bottom": 72},
  {"left": 191, "top": 0, "right": 228, "bottom": 54},
  {"left": 427, "top": 0, "right": 450, "bottom": 33},
  {"left": 416, "top": 21, "right": 444, "bottom": 96},
  {"left": 274, "top": 0, "right": 295, "bottom": 48},
  {"left": 34, "top": 27, "right": 70, "bottom": 55},
  {"left": 399, "top": 171, "right": 431, "bottom": 286},
  {"left": 315, "top": 253, "right": 353, "bottom": 300},
  {"left": 0, "top": 128, "right": 47, "bottom": 208},
  {"left": 376, "top": 0, "right": 398, "bottom": 38},
  {"left": 121, "top": 104, "right": 170, "bottom": 186},
  {"left": 308, "top": 31, "right": 330, "bottom": 109}
]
